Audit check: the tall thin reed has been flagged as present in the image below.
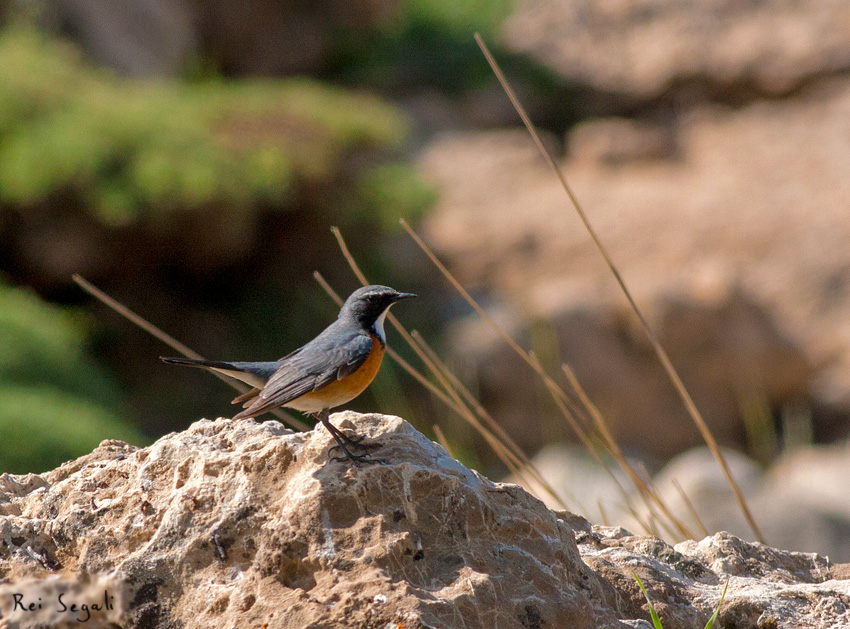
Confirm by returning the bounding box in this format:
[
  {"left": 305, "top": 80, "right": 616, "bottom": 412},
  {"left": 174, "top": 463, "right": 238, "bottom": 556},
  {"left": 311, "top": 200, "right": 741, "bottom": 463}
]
[{"left": 473, "top": 33, "right": 764, "bottom": 544}]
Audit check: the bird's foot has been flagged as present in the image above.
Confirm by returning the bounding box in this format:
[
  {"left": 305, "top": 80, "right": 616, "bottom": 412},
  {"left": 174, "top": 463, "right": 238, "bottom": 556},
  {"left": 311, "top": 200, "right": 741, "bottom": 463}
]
[
  {"left": 332, "top": 432, "right": 381, "bottom": 448},
  {"left": 328, "top": 439, "right": 382, "bottom": 459},
  {"left": 326, "top": 434, "right": 385, "bottom": 465},
  {"left": 316, "top": 411, "right": 385, "bottom": 465},
  {"left": 338, "top": 431, "right": 369, "bottom": 446},
  {"left": 329, "top": 451, "right": 385, "bottom": 466}
]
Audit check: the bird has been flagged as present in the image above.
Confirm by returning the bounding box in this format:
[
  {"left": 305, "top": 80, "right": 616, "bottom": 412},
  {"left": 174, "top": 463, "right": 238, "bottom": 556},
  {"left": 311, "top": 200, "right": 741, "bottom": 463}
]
[{"left": 161, "top": 285, "right": 415, "bottom": 463}]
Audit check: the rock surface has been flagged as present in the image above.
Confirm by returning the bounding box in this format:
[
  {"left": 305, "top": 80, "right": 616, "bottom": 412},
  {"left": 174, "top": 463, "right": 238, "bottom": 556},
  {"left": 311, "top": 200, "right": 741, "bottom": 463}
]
[
  {"left": 503, "top": 0, "right": 850, "bottom": 99},
  {"left": 443, "top": 283, "right": 811, "bottom": 460},
  {"left": 0, "top": 413, "right": 848, "bottom": 628},
  {"left": 524, "top": 442, "right": 850, "bottom": 563}
]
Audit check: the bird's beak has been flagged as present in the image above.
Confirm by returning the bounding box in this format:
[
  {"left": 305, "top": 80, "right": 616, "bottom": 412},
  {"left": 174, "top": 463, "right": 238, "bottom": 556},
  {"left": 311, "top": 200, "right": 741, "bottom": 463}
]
[{"left": 393, "top": 292, "right": 417, "bottom": 302}]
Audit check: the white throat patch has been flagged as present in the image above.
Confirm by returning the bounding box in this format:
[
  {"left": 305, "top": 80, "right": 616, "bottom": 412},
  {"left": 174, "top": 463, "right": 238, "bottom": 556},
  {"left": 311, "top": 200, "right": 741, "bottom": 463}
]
[{"left": 374, "top": 308, "right": 389, "bottom": 343}]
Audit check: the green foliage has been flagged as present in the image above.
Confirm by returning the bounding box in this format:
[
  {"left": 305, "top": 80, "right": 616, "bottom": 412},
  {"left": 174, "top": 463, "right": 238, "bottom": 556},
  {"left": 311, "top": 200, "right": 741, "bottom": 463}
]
[
  {"left": 705, "top": 581, "right": 729, "bottom": 629},
  {"left": 632, "top": 571, "right": 729, "bottom": 629},
  {"left": 335, "top": 0, "right": 515, "bottom": 94},
  {"left": 633, "top": 571, "right": 664, "bottom": 629},
  {"left": 0, "top": 283, "right": 144, "bottom": 473},
  {"left": 0, "top": 28, "right": 411, "bottom": 226},
  {"left": 356, "top": 163, "right": 436, "bottom": 229},
  {"left": 397, "top": 0, "right": 513, "bottom": 36},
  {"left": 0, "top": 384, "right": 141, "bottom": 473},
  {"left": 329, "top": 0, "right": 574, "bottom": 133},
  {"left": 0, "top": 284, "right": 117, "bottom": 404}
]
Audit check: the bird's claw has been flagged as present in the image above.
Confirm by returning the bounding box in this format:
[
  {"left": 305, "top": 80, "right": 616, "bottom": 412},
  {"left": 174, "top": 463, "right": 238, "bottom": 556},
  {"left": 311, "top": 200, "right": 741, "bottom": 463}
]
[
  {"left": 329, "top": 452, "right": 385, "bottom": 466},
  {"left": 327, "top": 440, "right": 383, "bottom": 465},
  {"left": 343, "top": 433, "right": 368, "bottom": 446},
  {"left": 328, "top": 439, "right": 381, "bottom": 453}
]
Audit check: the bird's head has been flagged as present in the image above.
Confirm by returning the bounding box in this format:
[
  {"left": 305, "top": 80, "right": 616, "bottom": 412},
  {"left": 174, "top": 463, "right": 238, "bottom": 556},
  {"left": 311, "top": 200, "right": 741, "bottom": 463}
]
[{"left": 340, "top": 285, "right": 416, "bottom": 341}]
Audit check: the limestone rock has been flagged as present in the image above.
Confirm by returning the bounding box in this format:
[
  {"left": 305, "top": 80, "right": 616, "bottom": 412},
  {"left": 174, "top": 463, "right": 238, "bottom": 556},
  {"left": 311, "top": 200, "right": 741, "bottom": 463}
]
[
  {"left": 0, "top": 413, "right": 848, "bottom": 628},
  {"left": 503, "top": 0, "right": 850, "bottom": 99},
  {"left": 578, "top": 528, "right": 848, "bottom": 629},
  {"left": 442, "top": 283, "right": 811, "bottom": 460},
  {"left": 568, "top": 118, "right": 678, "bottom": 165},
  {"left": 0, "top": 414, "right": 622, "bottom": 628}
]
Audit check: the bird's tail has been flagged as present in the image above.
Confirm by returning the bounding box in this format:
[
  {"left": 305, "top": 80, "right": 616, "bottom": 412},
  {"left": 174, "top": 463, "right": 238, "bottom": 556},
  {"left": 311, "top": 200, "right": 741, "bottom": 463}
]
[
  {"left": 160, "top": 356, "right": 269, "bottom": 390},
  {"left": 160, "top": 356, "right": 237, "bottom": 370}
]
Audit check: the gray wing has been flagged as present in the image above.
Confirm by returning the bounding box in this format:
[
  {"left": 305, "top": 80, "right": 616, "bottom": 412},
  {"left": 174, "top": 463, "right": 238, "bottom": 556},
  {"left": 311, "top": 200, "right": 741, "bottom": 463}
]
[
  {"left": 232, "top": 333, "right": 374, "bottom": 419},
  {"left": 229, "top": 347, "right": 306, "bottom": 406}
]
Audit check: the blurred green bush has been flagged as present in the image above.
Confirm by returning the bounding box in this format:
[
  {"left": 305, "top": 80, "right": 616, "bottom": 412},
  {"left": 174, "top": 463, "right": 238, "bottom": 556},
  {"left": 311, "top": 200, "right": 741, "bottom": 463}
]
[
  {"left": 332, "top": 0, "right": 514, "bottom": 92},
  {"left": 0, "top": 281, "right": 144, "bottom": 473},
  {"left": 0, "top": 27, "right": 419, "bottom": 227}
]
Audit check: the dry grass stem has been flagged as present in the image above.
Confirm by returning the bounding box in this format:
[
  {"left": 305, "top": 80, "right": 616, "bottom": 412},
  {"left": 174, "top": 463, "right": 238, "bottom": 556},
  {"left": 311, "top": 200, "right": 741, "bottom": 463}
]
[
  {"left": 400, "top": 217, "right": 662, "bottom": 527},
  {"left": 400, "top": 219, "right": 571, "bottom": 408},
  {"left": 432, "top": 424, "right": 455, "bottom": 458},
  {"left": 562, "top": 363, "right": 695, "bottom": 540},
  {"left": 74, "top": 274, "right": 200, "bottom": 359},
  {"left": 474, "top": 34, "right": 764, "bottom": 544},
  {"left": 311, "top": 271, "right": 344, "bottom": 305},
  {"left": 527, "top": 352, "right": 655, "bottom": 529},
  {"left": 411, "top": 331, "right": 566, "bottom": 508},
  {"left": 400, "top": 215, "right": 681, "bottom": 536},
  {"left": 673, "top": 479, "right": 711, "bottom": 538},
  {"left": 598, "top": 500, "right": 609, "bottom": 527}
]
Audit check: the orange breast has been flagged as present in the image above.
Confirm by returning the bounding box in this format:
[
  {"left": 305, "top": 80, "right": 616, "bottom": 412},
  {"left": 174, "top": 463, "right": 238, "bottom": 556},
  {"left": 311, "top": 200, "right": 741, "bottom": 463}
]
[{"left": 285, "top": 335, "right": 385, "bottom": 413}]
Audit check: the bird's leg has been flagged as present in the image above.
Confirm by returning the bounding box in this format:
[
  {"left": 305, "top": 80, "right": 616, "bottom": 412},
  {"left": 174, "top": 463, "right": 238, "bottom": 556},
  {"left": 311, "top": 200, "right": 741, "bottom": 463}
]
[
  {"left": 314, "top": 410, "right": 372, "bottom": 447},
  {"left": 314, "top": 411, "right": 377, "bottom": 465}
]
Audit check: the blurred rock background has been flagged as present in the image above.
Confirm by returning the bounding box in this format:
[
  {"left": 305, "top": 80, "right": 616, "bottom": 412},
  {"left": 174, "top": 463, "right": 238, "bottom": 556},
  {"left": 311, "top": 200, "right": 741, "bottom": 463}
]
[{"left": 2, "top": 0, "right": 850, "bottom": 558}]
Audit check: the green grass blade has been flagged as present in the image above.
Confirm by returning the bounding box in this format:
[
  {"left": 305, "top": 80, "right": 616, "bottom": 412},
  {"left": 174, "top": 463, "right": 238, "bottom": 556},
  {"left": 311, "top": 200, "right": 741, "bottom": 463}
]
[
  {"left": 704, "top": 580, "right": 730, "bottom": 629},
  {"left": 632, "top": 571, "right": 663, "bottom": 629}
]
